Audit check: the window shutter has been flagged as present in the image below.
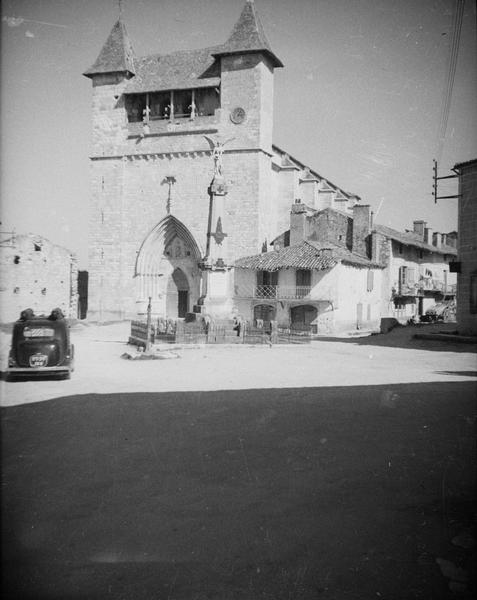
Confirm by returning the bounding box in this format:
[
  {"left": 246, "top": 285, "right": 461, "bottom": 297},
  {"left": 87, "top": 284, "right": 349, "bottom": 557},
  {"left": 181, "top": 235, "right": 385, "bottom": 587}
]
[
  {"left": 296, "top": 269, "right": 311, "bottom": 287},
  {"left": 367, "top": 270, "right": 374, "bottom": 292},
  {"left": 399, "top": 266, "right": 407, "bottom": 285}
]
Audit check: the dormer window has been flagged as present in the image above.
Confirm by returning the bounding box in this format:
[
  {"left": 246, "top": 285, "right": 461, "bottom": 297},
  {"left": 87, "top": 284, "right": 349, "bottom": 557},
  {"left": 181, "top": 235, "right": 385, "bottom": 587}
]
[{"left": 126, "top": 87, "right": 220, "bottom": 123}]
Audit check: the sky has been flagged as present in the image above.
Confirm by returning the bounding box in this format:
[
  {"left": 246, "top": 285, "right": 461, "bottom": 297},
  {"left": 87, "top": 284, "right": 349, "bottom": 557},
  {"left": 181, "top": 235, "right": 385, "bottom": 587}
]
[{"left": 1, "top": 0, "right": 476, "bottom": 269}]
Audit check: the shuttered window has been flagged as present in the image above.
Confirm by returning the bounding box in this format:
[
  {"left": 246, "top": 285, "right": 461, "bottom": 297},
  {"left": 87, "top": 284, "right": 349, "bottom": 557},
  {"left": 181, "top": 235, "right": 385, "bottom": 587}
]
[
  {"left": 367, "top": 269, "right": 374, "bottom": 292},
  {"left": 399, "top": 266, "right": 415, "bottom": 286},
  {"left": 257, "top": 271, "right": 278, "bottom": 286},
  {"left": 296, "top": 269, "right": 311, "bottom": 287}
]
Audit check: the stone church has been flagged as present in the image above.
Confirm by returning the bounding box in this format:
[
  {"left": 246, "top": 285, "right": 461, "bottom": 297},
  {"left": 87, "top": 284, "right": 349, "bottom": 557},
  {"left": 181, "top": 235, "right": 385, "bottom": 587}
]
[{"left": 84, "top": 0, "right": 363, "bottom": 323}]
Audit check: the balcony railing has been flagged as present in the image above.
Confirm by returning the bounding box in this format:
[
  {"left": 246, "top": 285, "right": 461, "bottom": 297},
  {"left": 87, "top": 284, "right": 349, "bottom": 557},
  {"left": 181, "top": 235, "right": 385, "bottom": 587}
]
[
  {"left": 235, "top": 285, "right": 313, "bottom": 300},
  {"left": 397, "top": 280, "right": 456, "bottom": 296},
  {"left": 127, "top": 114, "right": 218, "bottom": 137}
]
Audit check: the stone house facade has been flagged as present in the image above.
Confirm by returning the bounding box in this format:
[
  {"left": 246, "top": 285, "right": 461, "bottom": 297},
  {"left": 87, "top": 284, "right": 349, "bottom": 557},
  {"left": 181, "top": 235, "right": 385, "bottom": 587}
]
[
  {"left": 83, "top": 0, "right": 367, "bottom": 322},
  {"left": 234, "top": 201, "right": 384, "bottom": 334},
  {"left": 373, "top": 221, "right": 457, "bottom": 320},
  {"left": 454, "top": 158, "right": 477, "bottom": 335},
  {"left": 0, "top": 233, "right": 78, "bottom": 323},
  {"left": 233, "top": 198, "right": 457, "bottom": 332}
]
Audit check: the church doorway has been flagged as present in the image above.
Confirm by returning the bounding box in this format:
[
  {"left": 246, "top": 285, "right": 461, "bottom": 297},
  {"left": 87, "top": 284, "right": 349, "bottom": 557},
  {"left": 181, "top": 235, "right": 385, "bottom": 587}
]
[
  {"left": 135, "top": 215, "right": 203, "bottom": 317},
  {"left": 167, "top": 268, "right": 189, "bottom": 318}
]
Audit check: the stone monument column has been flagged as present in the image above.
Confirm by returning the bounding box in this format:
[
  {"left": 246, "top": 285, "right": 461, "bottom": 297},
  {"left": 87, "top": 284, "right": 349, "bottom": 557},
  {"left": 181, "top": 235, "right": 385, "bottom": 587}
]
[{"left": 197, "top": 137, "right": 235, "bottom": 318}]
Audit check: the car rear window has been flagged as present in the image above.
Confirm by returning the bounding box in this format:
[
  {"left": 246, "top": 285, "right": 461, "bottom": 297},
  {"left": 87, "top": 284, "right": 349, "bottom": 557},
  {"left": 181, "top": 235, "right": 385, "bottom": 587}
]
[{"left": 23, "top": 327, "right": 55, "bottom": 338}]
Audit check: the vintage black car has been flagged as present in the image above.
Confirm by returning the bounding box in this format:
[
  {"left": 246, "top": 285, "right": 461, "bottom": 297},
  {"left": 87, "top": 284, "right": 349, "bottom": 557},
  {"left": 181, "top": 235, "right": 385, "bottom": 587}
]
[{"left": 7, "top": 308, "right": 74, "bottom": 379}]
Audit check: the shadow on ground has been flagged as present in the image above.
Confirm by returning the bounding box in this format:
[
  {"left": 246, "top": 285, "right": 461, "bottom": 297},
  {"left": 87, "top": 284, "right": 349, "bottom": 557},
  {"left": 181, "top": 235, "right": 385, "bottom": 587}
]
[
  {"left": 2, "top": 382, "right": 476, "bottom": 600},
  {"left": 435, "top": 371, "right": 477, "bottom": 378},
  {"left": 316, "top": 323, "right": 477, "bottom": 353}
]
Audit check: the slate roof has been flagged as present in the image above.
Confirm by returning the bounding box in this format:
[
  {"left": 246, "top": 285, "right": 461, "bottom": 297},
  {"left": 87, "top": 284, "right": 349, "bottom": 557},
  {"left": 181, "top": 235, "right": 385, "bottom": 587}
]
[
  {"left": 212, "top": 0, "right": 283, "bottom": 68},
  {"left": 85, "top": 1, "right": 281, "bottom": 90},
  {"left": 83, "top": 20, "right": 136, "bottom": 78},
  {"left": 235, "top": 241, "right": 381, "bottom": 271},
  {"left": 373, "top": 224, "right": 457, "bottom": 256},
  {"left": 124, "top": 46, "right": 221, "bottom": 94}
]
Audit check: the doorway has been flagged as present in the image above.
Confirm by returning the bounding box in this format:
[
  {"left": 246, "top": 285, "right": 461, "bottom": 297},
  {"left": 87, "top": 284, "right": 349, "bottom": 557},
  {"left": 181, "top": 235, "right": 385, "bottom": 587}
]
[
  {"left": 253, "top": 304, "right": 276, "bottom": 326},
  {"left": 356, "top": 302, "right": 363, "bottom": 330},
  {"left": 167, "top": 268, "right": 189, "bottom": 318},
  {"left": 178, "top": 290, "right": 188, "bottom": 318},
  {"left": 290, "top": 305, "right": 317, "bottom": 331}
]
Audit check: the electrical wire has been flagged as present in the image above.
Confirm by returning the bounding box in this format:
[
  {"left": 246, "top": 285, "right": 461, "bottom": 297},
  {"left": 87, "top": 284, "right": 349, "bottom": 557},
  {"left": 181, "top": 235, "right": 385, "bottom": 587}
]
[{"left": 436, "top": 0, "right": 465, "bottom": 163}]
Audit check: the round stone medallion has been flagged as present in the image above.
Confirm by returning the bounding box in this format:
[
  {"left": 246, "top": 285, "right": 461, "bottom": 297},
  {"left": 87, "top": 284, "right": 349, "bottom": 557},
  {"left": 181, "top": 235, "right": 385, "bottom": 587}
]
[{"left": 230, "top": 107, "right": 246, "bottom": 124}]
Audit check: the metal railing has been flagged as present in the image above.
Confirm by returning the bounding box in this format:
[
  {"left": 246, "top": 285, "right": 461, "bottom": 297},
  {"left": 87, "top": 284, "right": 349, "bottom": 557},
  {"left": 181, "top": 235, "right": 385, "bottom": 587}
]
[
  {"left": 398, "top": 281, "right": 457, "bottom": 296},
  {"left": 235, "top": 285, "right": 313, "bottom": 300}
]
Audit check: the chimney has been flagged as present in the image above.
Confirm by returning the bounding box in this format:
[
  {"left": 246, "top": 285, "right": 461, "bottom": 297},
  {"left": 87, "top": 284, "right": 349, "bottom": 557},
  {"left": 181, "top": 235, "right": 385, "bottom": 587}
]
[
  {"left": 441, "top": 233, "right": 447, "bottom": 246},
  {"left": 352, "top": 204, "right": 371, "bottom": 257},
  {"left": 446, "top": 231, "right": 457, "bottom": 248},
  {"left": 424, "top": 227, "right": 433, "bottom": 245},
  {"left": 290, "top": 199, "right": 307, "bottom": 245},
  {"left": 413, "top": 220, "right": 426, "bottom": 239},
  {"left": 432, "top": 230, "right": 440, "bottom": 247}
]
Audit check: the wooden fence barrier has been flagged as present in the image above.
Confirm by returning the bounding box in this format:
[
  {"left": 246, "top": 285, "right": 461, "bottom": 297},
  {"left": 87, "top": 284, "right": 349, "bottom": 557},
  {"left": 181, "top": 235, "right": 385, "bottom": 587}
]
[{"left": 129, "top": 319, "right": 313, "bottom": 346}]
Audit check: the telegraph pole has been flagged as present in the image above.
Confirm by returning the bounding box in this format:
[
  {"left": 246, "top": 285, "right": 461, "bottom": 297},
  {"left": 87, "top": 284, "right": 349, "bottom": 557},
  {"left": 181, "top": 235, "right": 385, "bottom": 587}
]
[{"left": 432, "top": 159, "right": 461, "bottom": 202}]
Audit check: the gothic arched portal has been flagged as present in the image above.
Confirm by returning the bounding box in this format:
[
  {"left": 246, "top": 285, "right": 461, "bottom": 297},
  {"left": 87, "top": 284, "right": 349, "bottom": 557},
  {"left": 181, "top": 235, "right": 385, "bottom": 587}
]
[{"left": 135, "top": 215, "right": 202, "bottom": 317}]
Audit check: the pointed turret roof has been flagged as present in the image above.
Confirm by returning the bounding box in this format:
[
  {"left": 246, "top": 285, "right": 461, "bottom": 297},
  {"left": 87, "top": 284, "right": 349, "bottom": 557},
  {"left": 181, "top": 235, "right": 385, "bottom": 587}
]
[
  {"left": 213, "top": 0, "right": 283, "bottom": 68},
  {"left": 83, "top": 19, "right": 136, "bottom": 78}
]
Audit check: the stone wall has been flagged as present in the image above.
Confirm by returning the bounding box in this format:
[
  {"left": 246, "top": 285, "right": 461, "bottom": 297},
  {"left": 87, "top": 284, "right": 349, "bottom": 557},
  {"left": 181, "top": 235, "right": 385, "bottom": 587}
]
[
  {"left": 87, "top": 147, "right": 277, "bottom": 320},
  {"left": 0, "top": 234, "right": 78, "bottom": 323},
  {"left": 456, "top": 161, "right": 477, "bottom": 335},
  {"left": 307, "top": 209, "right": 352, "bottom": 249},
  {"left": 351, "top": 205, "right": 371, "bottom": 257},
  {"left": 86, "top": 48, "right": 281, "bottom": 320}
]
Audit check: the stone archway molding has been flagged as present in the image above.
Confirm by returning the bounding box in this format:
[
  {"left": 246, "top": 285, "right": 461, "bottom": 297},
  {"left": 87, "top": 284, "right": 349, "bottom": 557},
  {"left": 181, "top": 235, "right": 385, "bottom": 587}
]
[{"left": 135, "top": 215, "right": 203, "bottom": 277}]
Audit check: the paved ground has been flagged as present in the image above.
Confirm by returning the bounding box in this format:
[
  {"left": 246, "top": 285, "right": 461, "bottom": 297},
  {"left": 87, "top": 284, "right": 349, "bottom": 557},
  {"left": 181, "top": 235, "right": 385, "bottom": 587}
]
[
  {"left": 1, "top": 321, "right": 476, "bottom": 406},
  {"left": 1, "top": 322, "right": 476, "bottom": 599}
]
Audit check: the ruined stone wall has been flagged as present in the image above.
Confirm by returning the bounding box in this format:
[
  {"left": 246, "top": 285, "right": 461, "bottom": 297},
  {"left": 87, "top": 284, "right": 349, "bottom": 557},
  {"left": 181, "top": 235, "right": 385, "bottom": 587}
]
[{"left": 0, "top": 234, "right": 78, "bottom": 323}]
